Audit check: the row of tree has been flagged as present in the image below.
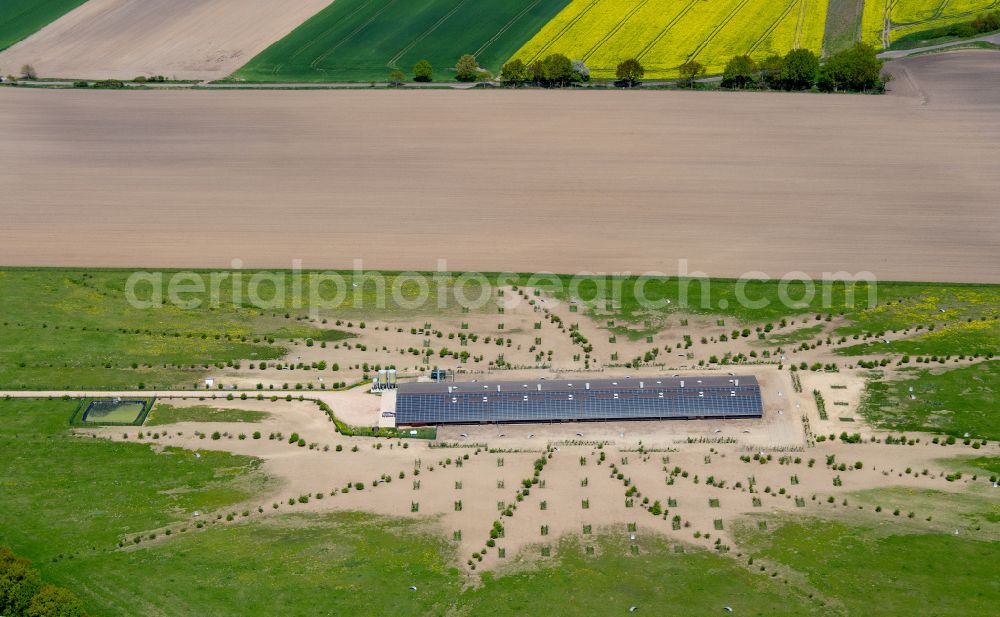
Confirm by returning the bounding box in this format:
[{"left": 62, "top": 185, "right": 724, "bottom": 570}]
[
  {"left": 0, "top": 545, "right": 89, "bottom": 617},
  {"left": 390, "top": 42, "right": 883, "bottom": 92},
  {"left": 719, "top": 43, "right": 885, "bottom": 92}
]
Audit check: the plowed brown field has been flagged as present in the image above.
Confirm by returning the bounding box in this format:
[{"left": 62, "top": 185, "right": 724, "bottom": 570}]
[
  {"left": 0, "top": 0, "right": 332, "bottom": 80},
  {"left": 1, "top": 51, "right": 998, "bottom": 282}
]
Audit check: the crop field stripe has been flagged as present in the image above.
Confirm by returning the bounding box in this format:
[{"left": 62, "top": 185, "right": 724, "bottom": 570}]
[
  {"left": 473, "top": 0, "right": 544, "bottom": 57},
  {"left": 388, "top": 0, "right": 469, "bottom": 68},
  {"left": 748, "top": 0, "right": 802, "bottom": 54},
  {"left": 525, "top": 0, "right": 600, "bottom": 63},
  {"left": 852, "top": 0, "right": 866, "bottom": 45},
  {"left": 581, "top": 0, "right": 652, "bottom": 62},
  {"left": 688, "top": 0, "right": 755, "bottom": 63},
  {"left": 285, "top": 0, "right": 386, "bottom": 68},
  {"left": 310, "top": 0, "right": 401, "bottom": 70},
  {"left": 636, "top": 0, "right": 701, "bottom": 61}
]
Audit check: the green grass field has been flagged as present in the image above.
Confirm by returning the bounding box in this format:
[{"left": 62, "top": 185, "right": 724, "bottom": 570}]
[
  {"left": 0, "top": 269, "right": 359, "bottom": 389},
  {"left": 0, "top": 398, "right": 273, "bottom": 561},
  {"left": 2, "top": 397, "right": 998, "bottom": 615},
  {"left": 0, "top": 0, "right": 87, "bottom": 52},
  {"left": 735, "top": 517, "right": 1000, "bottom": 615},
  {"left": 1, "top": 269, "right": 996, "bottom": 389},
  {"left": 145, "top": 403, "right": 269, "bottom": 427},
  {"left": 961, "top": 455, "right": 1000, "bottom": 476},
  {"left": 860, "top": 361, "right": 1000, "bottom": 439},
  {"left": 230, "top": 0, "right": 572, "bottom": 82}
]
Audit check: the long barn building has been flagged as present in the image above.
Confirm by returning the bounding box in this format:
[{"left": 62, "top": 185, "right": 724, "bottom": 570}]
[{"left": 394, "top": 375, "right": 763, "bottom": 425}]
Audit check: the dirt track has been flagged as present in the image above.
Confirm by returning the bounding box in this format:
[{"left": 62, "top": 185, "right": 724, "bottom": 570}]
[
  {"left": 0, "top": 0, "right": 332, "bottom": 81},
  {"left": 1, "top": 51, "right": 998, "bottom": 283}
]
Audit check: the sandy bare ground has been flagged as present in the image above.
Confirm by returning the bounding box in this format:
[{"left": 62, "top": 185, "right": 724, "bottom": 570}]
[
  {"left": 80, "top": 396, "right": 999, "bottom": 571},
  {"left": 1, "top": 51, "right": 999, "bottom": 282},
  {"left": 0, "top": 0, "right": 332, "bottom": 81}
]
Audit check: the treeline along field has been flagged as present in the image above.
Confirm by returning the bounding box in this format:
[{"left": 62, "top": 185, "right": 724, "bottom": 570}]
[{"left": 232, "top": 0, "right": 572, "bottom": 82}]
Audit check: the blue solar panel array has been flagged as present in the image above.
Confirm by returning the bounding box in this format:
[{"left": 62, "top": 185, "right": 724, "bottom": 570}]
[{"left": 395, "top": 377, "right": 763, "bottom": 425}]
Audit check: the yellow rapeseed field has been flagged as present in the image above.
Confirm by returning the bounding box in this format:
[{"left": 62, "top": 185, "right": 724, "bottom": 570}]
[
  {"left": 862, "top": 0, "right": 998, "bottom": 47},
  {"left": 512, "top": 0, "right": 830, "bottom": 79}
]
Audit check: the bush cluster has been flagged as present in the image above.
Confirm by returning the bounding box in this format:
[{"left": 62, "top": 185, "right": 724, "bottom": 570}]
[
  {"left": 719, "top": 44, "right": 885, "bottom": 93},
  {"left": 500, "top": 54, "right": 592, "bottom": 87},
  {"left": 0, "top": 545, "right": 89, "bottom": 616}
]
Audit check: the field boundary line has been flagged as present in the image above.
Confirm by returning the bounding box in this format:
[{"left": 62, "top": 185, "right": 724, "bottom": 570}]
[
  {"left": 687, "top": 0, "right": 755, "bottom": 62},
  {"left": 474, "top": 0, "right": 543, "bottom": 57},
  {"left": 525, "top": 0, "right": 601, "bottom": 64},
  {"left": 852, "top": 0, "right": 865, "bottom": 50},
  {"left": 287, "top": 0, "right": 385, "bottom": 65},
  {"left": 310, "top": 0, "right": 400, "bottom": 70},
  {"left": 387, "top": 0, "right": 469, "bottom": 69},
  {"left": 636, "top": 0, "right": 700, "bottom": 61},
  {"left": 748, "top": 0, "right": 801, "bottom": 55},
  {"left": 582, "top": 0, "right": 651, "bottom": 62}
]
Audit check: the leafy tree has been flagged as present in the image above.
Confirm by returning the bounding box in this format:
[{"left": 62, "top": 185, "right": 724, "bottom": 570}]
[
  {"left": 722, "top": 55, "right": 757, "bottom": 88},
  {"left": 20, "top": 64, "right": 37, "bottom": 80},
  {"left": 818, "top": 43, "right": 884, "bottom": 92},
  {"left": 970, "top": 10, "right": 1000, "bottom": 33},
  {"left": 0, "top": 548, "right": 42, "bottom": 616},
  {"left": 541, "top": 53, "right": 574, "bottom": 86},
  {"left": 756, "top": 54, "right": 784, "bottom": 89},
  {"left": 571, "top": 59, "right": 590, "bottom": 82},
  {"left": 615, "top": 58, "right": 645, "bottom": 87},
  {"left": 780, "top": 48, "right": 819, "bottom": 90},
  {"left": 27, "top": 585, "right": 87, "bottom": 617},
  {"left": 500, "top": 59, "right": 528, "bottom": 85},
  {"left": 529, "top": 59, "right": 546, "bottom": 84},
  {"left": 455, "top": 54, "right": 480, "bottom": 82},
  {"left": 388, "top": 69, "right": 406, "bottom": 87},
  {"left": 412, "top": 59, "right": 433, "bottom": 82},
  {"left": 678, "top": 60, "right": 705, "bottom": 87}
]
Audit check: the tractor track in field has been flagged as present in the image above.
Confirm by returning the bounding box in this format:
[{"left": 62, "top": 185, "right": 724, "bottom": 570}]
[
  {"left": 794, "top": 0, "right": 808, "bottom": 48},
  {"left": 473, "top": 0, "right": 543, "bottom": 57},
  {"left": 525, "top": 0, "right": 601, "bottom": 64},
  {"left": 687, "top": 0, "right": 755, "bottom": 63},
  {"left": 581, "top": 0, "right": 652, "bottom": 62},
  {"left": 387, "top": 0, "right": 469, "bottom": 69},
  {"left": 310, "top": 0, "right": 400, "bottom": 71},
  {"left": 636, "top": 0, "right": 700, "bottom": 61},
  {"left": 285, "top": 0, "right": 384, "bottom": 66},
  {"left": 748, "top": 0, "right": 801, "bottom": 55}
]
